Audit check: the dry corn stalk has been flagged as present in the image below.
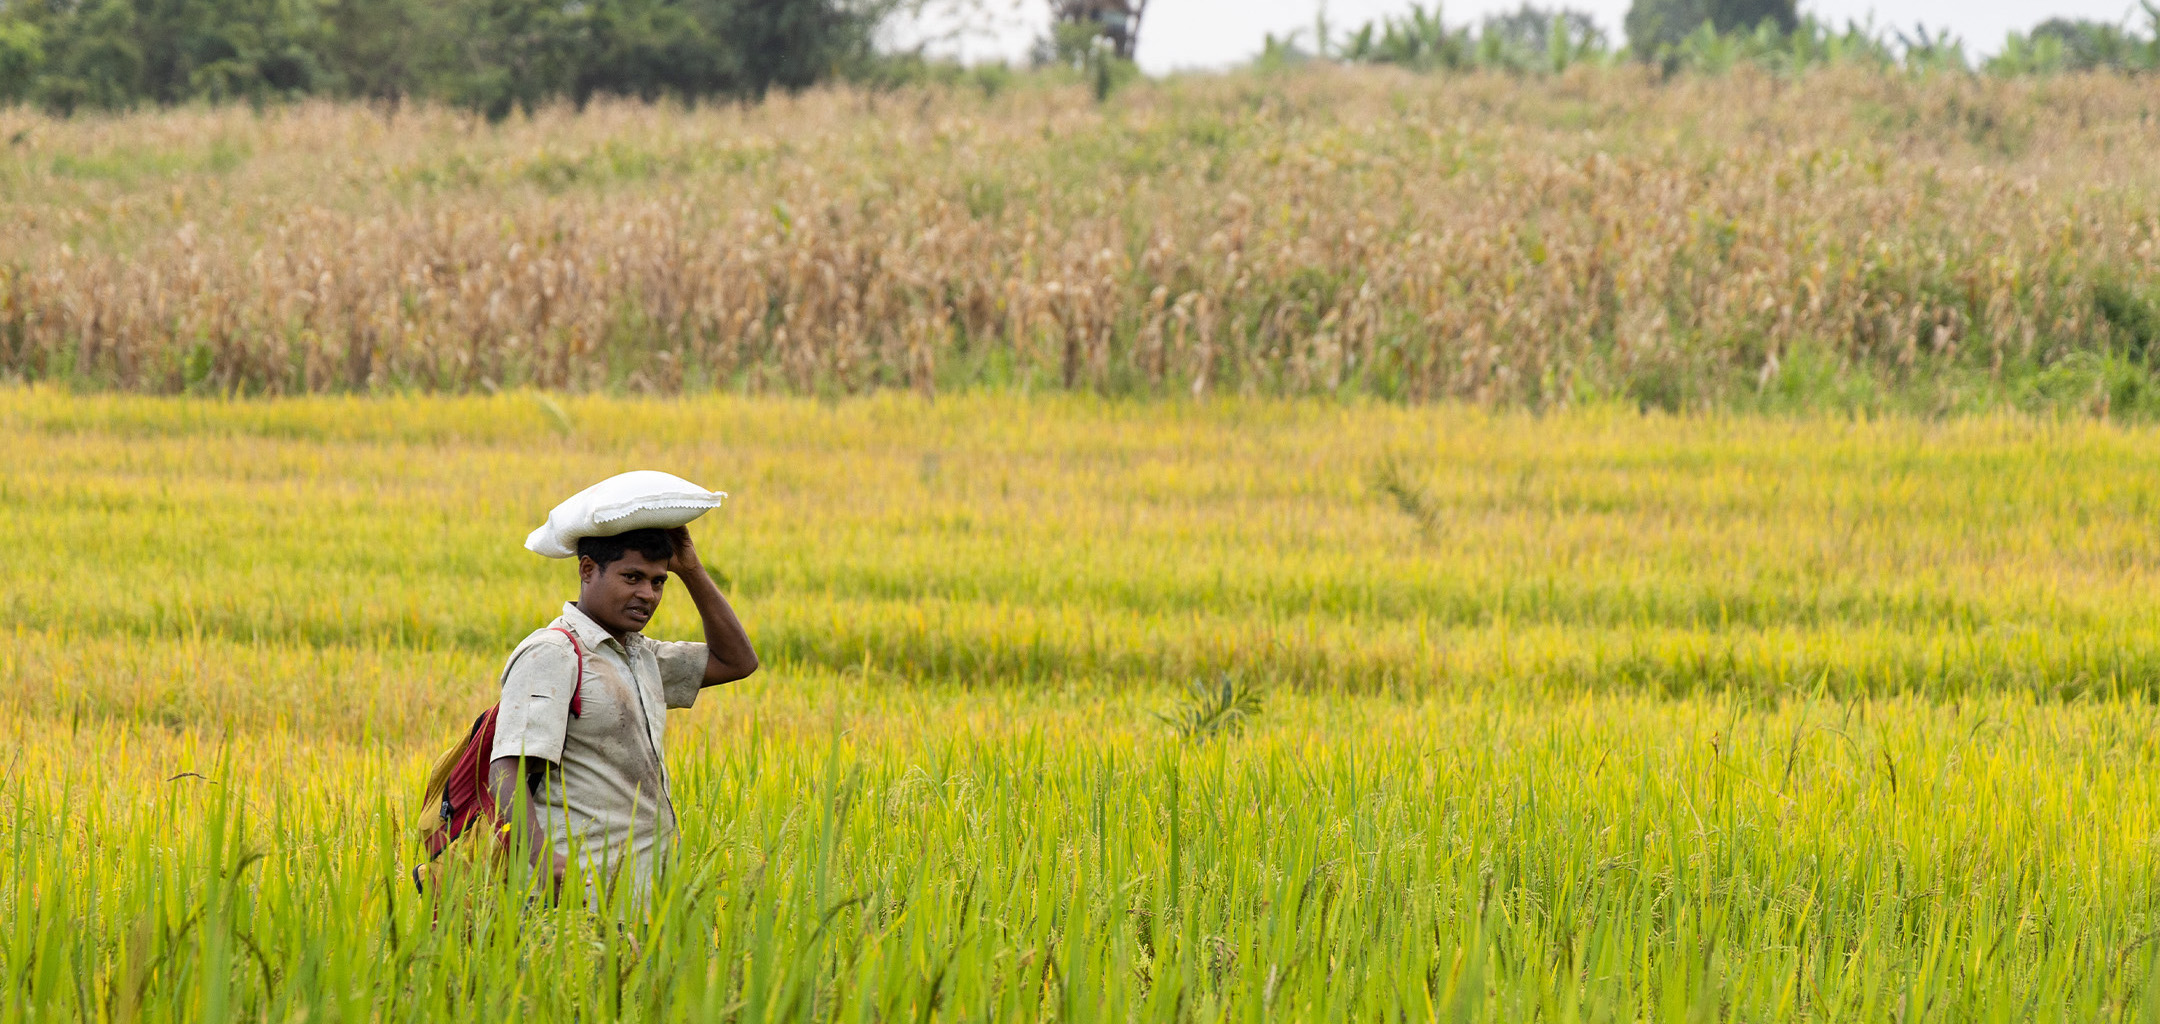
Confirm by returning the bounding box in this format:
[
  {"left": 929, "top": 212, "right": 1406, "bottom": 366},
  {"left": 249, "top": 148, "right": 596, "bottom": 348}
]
[{"left": 0, "top": 66, "right": 2156, "bottom": 404}]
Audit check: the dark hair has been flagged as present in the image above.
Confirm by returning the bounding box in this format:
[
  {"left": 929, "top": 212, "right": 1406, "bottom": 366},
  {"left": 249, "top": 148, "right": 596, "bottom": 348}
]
[{"left": 577, "top": 528, "right": 676, "bottom": 570}]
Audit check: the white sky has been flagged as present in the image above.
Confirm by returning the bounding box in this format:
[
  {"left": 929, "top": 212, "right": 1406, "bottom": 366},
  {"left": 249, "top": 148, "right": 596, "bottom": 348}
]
[{"left": 897, "top": 1, "right": 2151, "bottom": 71}]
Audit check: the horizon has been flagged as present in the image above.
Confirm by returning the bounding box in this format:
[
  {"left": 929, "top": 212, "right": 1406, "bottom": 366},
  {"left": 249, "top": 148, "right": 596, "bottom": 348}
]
[{"left": 896, "top": 0, "right": 2151, "bottom": 72}]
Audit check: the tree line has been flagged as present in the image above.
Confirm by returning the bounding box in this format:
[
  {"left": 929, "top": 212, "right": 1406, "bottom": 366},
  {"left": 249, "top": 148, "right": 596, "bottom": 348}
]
[
  {"left": 1, "top": 0, "right": 2154, "bottom": 118},
  {"left": 0, "top": 0, "right": 888, "bottom": 115},
  {"left": 1264, "top": 0, "right": 2160, "bottom": 76}
]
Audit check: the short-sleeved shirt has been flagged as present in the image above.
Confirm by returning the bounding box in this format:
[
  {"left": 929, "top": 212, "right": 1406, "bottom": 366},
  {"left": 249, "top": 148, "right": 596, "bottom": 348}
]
[{"left": 490, "top": 602, "right": 707, "bottom": 900}]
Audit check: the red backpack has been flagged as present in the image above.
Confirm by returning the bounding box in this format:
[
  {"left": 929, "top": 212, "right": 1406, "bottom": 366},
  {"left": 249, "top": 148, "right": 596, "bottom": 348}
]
[{"left": 417, "top": 626, "right": 587, "bottom": 862}]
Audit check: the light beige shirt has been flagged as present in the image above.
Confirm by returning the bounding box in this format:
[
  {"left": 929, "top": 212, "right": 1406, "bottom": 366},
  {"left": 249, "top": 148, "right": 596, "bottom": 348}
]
[{"left": 490, "top": 602, "right": 707, "bottom": 902}]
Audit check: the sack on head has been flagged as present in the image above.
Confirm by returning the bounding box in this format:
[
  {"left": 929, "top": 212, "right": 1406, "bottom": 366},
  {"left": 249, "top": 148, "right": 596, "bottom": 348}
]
[{"left": 525, "top": 470, "right": 726, "bottom": 559}]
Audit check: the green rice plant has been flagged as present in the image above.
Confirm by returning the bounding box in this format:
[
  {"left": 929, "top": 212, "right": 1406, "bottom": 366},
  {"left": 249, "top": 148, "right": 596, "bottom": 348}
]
[
  {"left": 1371, "top": 456, "right": 1446, "bottom": 542},
  {"left": 1154, "top": 673, "right": 1265, "bottom": 740},
  {"left": 5, "top": 390, "right": 2160, "bottom": 1018},
  {"left": 9, "top": 681, "right": 2160, "bottom": 1020}
]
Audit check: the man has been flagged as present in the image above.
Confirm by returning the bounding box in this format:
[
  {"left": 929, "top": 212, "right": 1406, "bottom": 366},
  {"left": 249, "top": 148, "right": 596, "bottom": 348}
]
[{"left": 487, "top": 524, "right": 757, "bottom": 904}]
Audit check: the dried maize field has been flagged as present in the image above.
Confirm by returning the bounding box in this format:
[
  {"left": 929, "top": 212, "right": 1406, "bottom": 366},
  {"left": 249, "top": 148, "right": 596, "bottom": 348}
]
[
  {"left": 4, "top": 67, "right": 2160, "bottom": 411},
  {"left": 9, "top": 389, "right": 2160, "bottom": 1019}
]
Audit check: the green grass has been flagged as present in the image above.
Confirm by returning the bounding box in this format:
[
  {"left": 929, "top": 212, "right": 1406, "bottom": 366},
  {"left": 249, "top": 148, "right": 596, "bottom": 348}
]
[
  {"left": 7, "top": 389, "right": 2160, "bottom": 1020},
  {"left": 11, "top": 686, "right": 2160, "bottom": 1020}
]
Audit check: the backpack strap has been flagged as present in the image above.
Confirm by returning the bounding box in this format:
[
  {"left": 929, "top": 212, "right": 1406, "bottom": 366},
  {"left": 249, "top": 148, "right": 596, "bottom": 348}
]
[{"left": 547, "top": 626, "right": 587, "bottom": 718}]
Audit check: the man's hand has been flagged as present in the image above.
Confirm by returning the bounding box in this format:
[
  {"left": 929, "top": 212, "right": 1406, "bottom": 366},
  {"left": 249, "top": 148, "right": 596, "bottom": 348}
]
[
  {"left": 665, "top": 526, "right": 703, "bottom": 577},
  {"left": 666, "top": 524, "right": 758, "bottom": 685},
  {"left": 489, "top": 756, "right": 564, "bottom": 892}
]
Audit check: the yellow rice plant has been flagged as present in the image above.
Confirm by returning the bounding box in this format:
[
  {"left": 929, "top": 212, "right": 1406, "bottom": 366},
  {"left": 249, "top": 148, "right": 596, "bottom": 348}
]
[
  {"left": 9, "top": 387, "right": 2160, "bottom": 727},
  {"left": 10, "top": 390, "right": 2160, "bottom": 1016}
]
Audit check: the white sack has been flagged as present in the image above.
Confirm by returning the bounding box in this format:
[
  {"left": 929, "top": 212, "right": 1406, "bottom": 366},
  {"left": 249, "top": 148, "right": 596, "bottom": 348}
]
[{"left": 525, "top": 470, "right": 727, "bottom": 559}]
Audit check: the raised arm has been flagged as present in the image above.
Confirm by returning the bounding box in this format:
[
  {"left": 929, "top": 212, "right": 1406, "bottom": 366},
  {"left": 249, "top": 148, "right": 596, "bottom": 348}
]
[{"left": 666, "top": 526, "right": 759, "bottom": 685}]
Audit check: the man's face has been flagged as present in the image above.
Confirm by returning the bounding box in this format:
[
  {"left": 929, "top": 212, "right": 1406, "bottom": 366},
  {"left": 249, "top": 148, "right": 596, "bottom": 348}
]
[{"left": 578, "top": 550, "right": 670, "bottom": 636}]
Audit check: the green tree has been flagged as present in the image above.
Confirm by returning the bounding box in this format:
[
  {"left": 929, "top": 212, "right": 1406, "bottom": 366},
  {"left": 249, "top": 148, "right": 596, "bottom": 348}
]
[
  {"left": 1625, "top": 0, "right": 1796, "bottom": 57},
  {"left": 1478, "top": 4, "right": 1606, "bottom": 70},
  {"left": 442, "top": 0, "right": 585, "bottom": 120},
  {"left": 574, "top": 0, "right": 727, "bottom": 103},
  {"left": 0, "top": 0, "right": 894, "bottom": 112},
  {"left": 37, "top": 0, "right": 146, "bottom": 112},
  {"left": 1334, "top": 5, "right": 1470, "bottom": 72},
  {"left": 2029, "top": 15, "right": 2160, "bottom": 71},
  {"left": 317, "top": 0, "right": 456, "bottom": 104},
  {"left": 0, "top": 19, "right": 44, "bottom": 100},
  {"left": 732, "top": 0, "right": 887, "bottom": 98}
]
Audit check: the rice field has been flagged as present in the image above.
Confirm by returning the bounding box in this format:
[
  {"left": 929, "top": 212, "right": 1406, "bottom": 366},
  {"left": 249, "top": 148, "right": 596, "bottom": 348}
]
[{"left": 9, "top": 388, "right": 2160, "bottom": 1020}]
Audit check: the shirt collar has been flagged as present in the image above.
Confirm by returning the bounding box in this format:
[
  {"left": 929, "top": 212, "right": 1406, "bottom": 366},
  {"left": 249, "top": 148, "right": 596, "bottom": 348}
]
[{"left": 560, "top": 601, "right": 635, "bottom": 651}]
